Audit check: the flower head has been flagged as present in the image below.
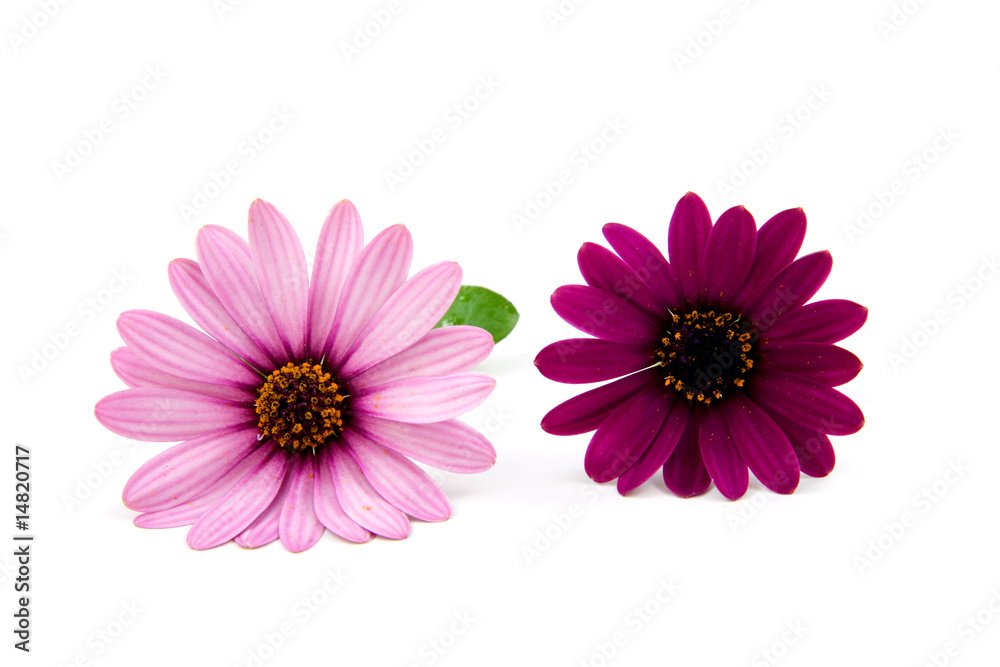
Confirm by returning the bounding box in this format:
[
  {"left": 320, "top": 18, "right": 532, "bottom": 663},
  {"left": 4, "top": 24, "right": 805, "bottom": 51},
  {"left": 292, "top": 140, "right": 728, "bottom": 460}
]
[
  {"left": 535, "top": 192, "right": 866, "bottom": 499},
  {"left": 96, "top": 199, "right": 497, "bottom": 551}
]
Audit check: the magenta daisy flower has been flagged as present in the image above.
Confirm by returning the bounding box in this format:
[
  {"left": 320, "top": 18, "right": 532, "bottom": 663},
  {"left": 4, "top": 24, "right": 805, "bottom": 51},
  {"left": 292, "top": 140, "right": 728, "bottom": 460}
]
[
  {"left": 96, "top": 199, "right": 497, "bottom": 551},
  {"left": 535, "top": 192, "right": 866, "bottom": 500}
]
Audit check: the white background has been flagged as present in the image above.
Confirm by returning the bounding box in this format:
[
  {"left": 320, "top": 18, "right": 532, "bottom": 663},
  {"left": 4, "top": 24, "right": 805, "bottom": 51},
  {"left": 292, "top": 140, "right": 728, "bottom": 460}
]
[{"left": 3, "top": 1, "right": 999, "bottom": 665}]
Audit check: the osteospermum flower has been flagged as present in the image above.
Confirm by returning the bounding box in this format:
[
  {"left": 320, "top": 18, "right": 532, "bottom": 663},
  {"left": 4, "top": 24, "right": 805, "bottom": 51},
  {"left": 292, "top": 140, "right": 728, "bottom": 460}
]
[
  {"left": 535, "top": 192, "right": 866, "bottom": 500},
  {"left": 95, "top": 199, "right": 497, "bottom": 551}
]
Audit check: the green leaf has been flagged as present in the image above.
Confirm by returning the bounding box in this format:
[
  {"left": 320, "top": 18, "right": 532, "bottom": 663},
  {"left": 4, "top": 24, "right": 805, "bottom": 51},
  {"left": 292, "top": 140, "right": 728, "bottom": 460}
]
[{"left": 435, "top": 285, "right": 519, "bottom": 343}]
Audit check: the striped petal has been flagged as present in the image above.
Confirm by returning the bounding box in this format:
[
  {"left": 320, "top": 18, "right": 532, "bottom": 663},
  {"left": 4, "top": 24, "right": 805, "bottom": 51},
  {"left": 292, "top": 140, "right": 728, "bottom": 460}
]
[
  {"left": 352, "top": 373, "right": 495, "bottom": 424},
  {"left": 307, "top": 200, "right": 364, "bottom": 359},
  {"left": 95, "top": 387, "right": 255, "bottom": 442}
]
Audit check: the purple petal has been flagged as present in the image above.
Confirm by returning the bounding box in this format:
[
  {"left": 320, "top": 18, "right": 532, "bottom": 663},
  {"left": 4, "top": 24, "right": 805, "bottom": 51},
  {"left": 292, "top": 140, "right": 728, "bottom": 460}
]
[
  {"left": 95, "top": 387, "right": 255, "bottom": 442},
  {"left": 324, "top": 224, "right": 413, "bottom": 367},
  {"left": 550, "top": 285, "right": 662, "bottom": 345},
  {"left": 759, "top": 342, "right": 863, "bottom": 386},
  {"left": 122, "top": 424, "right": 260, "bottom": 512},
  {"left": 578, "top": 242, "right": 663, "bottom": 316},
  {"left": 279, "top": 454, "right": 326, "bottom": 552},
  {"left": 328, "top": 446, "right": 411, "bottom": 539},
  {"left": 731, "top": 207, "right": 807, "bottom": 310},
  {"left": 351, "top": 373, "right": 495, "bottom": 424},
  {"left": 761, "top": 299, "right": 869, "bottom": 344},
  {"left": 133, "top": 446, "right": 272, "bottom": 528},
  {"left": 746, "top": 250, "right": 832, "bottom": 325},
  {"left": 352, "top": 416, "right": 496, "bottom": 473},
  {"left": 534, "top": 338, "right": 654, "bottom": 384},
  {"left": 584, "top": 384, "right": 671, "bottom": 483},
  {"left": 234, "top": 466, "right": 292, "bottom": 549},
  {"left": 540, "top": 368, "right": 659, "bottom": 436},
  {"left": 346, "top": 431, "right": 451, "bottom": 522},
  {"left": 602, "top": 222, "right": 684, "bottom": 309},
  {"left": 662, "top": 410, "right": 712, "bottom": 498},
  {"left": 117, "top": 310, "right": 261, "bottom": 387},
  {"left": 111, "top": 347, "right": 257, "bottom": 403},
  {"left": 195, "top": 225, "right": 289, "bottom": 362},
  {"left": 762, "top": 407, "right": 836, "bottom": 478},
  {"left": 248, "top": 199, "right": 309, "bottom": 361},
  {"left": 307, "top": 200, "right": 364, "bottom": 360},
  {"left": 746, "top": 370, "right": 865, "bottom": 436},
  {"left": 701, "top": 205, "right": 756, "bottom": 304},
  {"left": 721, "top": 393, "right": 799, "bottom": 495},
  {"left": 168, "top": 258, "right": 275, "bottom": 371},
  {"left": 616, "top": 396, "right": 688, "bottom": 495},
  {"left": 698, "top": 407, "right": 748, "bottom": 500},
  {"left": 339, "top": 261, "right": 462, "bottom": 378},
  {"left": 667, "top": 192, "right": 713, "bottom": 303},
  {"left": 313, "top": 447, "right": 375, "bottom": 543},
  {"left": 186, "top": 450, "right": 288, "bottom": 550},
  {"left": 350, "top": 326, "right": 493, "bottom": 390}
]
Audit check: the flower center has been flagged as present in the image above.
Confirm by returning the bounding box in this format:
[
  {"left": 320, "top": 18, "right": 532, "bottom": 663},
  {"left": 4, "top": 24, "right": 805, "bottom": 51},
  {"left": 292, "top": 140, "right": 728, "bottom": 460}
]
[
  {"left": 656, "top": 309, "right": 756, "bottom": 405},
  {"left": 255, "top": 361, "right": 346, "bottom": 450}
]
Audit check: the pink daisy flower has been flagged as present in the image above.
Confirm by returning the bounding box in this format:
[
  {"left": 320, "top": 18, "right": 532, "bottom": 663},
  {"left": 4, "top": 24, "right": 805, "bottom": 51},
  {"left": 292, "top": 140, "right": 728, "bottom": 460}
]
[
  {"left": 96, "top": 199, "right": 497, "bottom": 551},
  {"left": 535, "top": 192, "right": 866, "bottom": 500}
]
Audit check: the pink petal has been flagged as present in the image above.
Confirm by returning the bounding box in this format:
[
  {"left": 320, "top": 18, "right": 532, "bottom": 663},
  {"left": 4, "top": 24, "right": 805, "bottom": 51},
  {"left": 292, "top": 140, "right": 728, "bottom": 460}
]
[
  {"left": 350, "top": 326, "right": 494, "bottom": 390},
  {"left": 328, "top": 446, "right": 411, "bottom": 539},
  {"left": 352, "top": 416, "right": 496, "bottom": 473},
  {"left": 122, "top": 424, "right": 260, "bottom": 512},
  {"left": 667, "top": 192, "right": 713, "bottom": 303},
  {"left": 168, "top": 258, "right": 275, "bottom": 371},
  {"left": 352, "top": 373, "right": 495, "bottom": 424},
  {"left": 307, "top": 200, "right": 364, "bottom": 360},
  {"left": 698, "top": 407, "right": 748, "bottom": 500},
  {"left": 313, "top": 447, "right": 374, "bottom": 543},
  {"left": 111, "top": 347, "right": 258, "bottom": 403},
  {"left": 279, "top": 454, "right": 327, "bottom": 552},
  {"left": 117, "top": 310, "right": 261, "bottom": 387},
  {"left": 662, "top": 410, "right": 712, "bottom": 498},
  {"left": 133, "top": 446, "right": 272, "bottom": 528},
  {"left": 195, "top": 224, "right": 289, "bottom": 362},
  {"left": 616, "top": 398, "right": 689, "bottom": 495},
  {"left": 248, "top": 199, "right": 309, "bottom": 361},
  {"left": 95, "top": 387, "right": 255, "bottom": 442},
  {"left": 721, "top": 393, "right": 799, "bottom": 495},
  {"left": 759, "top": 342, "right": 863, "bottom": 386},
  {"left": 701, "top": 205, "right": 756, "bottom": 304},
  {"left": 187, "top": 450, "right": 288, "bottom": 550},
  {"left": 234, "top": 466, "right": 293, "bottom": 549},
  {"left": 339, "top": 261, "right": 462, "bottom": 378},
  {"left": 346, "top": 431, "right": 451, "bottom": 522},
  {"left": 323, "top": 224, "right": 413, "bottom": 367},
  {"left": 746, "top": 370, "right": 865, "bottom": 436}
]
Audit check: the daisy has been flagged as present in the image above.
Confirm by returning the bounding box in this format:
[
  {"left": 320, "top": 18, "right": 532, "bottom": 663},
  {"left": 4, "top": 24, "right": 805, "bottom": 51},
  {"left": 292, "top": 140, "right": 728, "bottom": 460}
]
[
  {"left": 535, "top": 192, "right": 866, "bottom": 500},
  {"left": 96, "top": 199, "right": 497, "bottom": 551}
]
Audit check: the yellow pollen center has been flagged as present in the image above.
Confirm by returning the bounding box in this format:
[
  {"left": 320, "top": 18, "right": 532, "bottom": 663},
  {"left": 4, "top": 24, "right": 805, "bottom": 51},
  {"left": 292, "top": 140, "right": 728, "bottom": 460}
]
[{"left": 255, "top": 361, "right": 345, "bottom": 450}]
